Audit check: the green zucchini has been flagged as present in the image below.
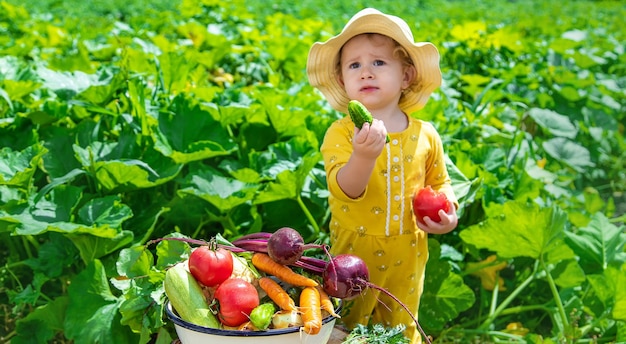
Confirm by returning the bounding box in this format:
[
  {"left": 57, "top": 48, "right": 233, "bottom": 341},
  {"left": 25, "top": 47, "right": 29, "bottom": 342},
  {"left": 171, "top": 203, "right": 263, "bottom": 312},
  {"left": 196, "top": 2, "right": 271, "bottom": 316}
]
[
  {"left": 348, "top": 100, "right": 390, "bottom": 143},
  {"left": 164, "top": 263, "right": 221, "bottom": 328}
]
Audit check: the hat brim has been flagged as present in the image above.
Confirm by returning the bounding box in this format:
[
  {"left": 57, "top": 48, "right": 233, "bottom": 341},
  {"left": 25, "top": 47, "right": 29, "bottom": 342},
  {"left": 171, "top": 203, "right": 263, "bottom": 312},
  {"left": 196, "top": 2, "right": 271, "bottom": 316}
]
[{"left": 306, "top": 8, "right": 442, "bottom": 114}]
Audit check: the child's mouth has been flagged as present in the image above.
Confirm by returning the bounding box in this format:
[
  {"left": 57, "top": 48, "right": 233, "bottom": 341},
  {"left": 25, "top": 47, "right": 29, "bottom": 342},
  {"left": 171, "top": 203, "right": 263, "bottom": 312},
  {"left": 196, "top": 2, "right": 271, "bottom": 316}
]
[{"left": 360, "top": 86, "right": 378, "bottom": 92}]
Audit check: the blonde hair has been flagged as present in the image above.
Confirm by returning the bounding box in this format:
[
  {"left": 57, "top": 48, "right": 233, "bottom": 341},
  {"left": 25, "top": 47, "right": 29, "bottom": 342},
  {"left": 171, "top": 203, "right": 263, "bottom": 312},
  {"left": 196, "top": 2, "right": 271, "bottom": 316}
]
[{"left": 335, "top": 33, "right": 419, "bottom": 100}]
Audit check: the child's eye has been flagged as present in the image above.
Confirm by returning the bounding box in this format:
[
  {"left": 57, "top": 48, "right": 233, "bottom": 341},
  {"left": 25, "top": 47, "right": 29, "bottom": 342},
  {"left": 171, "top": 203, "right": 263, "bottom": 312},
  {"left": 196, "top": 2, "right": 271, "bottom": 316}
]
[
  {"left": 373, "top": 60, "right": 385, "bottom": 66},
  {"left": 349, "top": 62, "right": 361, "bottom": 69}
]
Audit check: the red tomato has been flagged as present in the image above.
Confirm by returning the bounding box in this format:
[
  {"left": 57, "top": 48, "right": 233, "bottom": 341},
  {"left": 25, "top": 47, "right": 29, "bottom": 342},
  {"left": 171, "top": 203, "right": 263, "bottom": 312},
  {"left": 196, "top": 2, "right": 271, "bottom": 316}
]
[
  {"left": 214, "top": 278, "right": 260, "bottom": 327},
  {"left": 412, "top": 185, "right": 450, "bottom": 223},
  {"left": 188, "top": 246, "right": 234, "bottom": 287}
]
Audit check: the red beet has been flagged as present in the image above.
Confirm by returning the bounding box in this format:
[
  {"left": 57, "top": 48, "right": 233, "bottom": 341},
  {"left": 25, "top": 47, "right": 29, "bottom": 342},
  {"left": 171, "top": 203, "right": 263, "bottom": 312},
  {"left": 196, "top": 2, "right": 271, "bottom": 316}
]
[
  {"left": 322, "top": 254, "right": 432, "bottom": 344},
  {"left": 267, "top": 227, "right": 305, "bottom": 265},
  {"left": 322, "top": 254, "right": 369, "bottom": 300}
]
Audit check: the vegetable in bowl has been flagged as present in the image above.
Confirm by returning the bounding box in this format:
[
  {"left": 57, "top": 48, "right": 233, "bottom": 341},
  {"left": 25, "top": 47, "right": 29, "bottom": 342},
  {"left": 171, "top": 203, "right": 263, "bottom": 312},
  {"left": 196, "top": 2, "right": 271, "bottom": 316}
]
[
  {"left": 164, "top": 297, "right": 342, "bottom": 344},
  {"left": 157, "top": 228, "right": 431, "bottom": 343}
]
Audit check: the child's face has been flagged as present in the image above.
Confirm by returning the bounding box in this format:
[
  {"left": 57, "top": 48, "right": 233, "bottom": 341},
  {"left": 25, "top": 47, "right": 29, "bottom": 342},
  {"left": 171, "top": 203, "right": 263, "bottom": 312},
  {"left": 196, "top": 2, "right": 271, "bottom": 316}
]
[{"left": 338, "top": 34, "right": 414, "bottom": 112}]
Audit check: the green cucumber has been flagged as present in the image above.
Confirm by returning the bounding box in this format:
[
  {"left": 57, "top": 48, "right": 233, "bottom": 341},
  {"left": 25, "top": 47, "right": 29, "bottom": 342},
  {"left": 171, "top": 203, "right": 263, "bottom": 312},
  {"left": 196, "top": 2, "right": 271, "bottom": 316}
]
[
  {"left": 164, "top": 263, "right": 221, "bottom": 328},
  {"left": 347, "top": 100, "right": 390, "bottom": 143}
]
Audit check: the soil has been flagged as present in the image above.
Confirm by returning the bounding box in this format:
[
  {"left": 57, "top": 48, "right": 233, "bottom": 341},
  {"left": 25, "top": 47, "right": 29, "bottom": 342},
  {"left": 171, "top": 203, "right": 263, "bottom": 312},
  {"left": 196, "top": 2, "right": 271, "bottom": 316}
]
[{"left": 328, "top": 326, "right": 350, "bottom": 344}]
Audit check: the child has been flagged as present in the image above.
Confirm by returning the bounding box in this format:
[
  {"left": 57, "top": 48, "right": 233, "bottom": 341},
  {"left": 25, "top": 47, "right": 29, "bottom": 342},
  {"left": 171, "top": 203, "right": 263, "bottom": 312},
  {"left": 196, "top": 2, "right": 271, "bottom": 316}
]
[{"left": 306, "top": 8, "right": 458, "bottom": 343}]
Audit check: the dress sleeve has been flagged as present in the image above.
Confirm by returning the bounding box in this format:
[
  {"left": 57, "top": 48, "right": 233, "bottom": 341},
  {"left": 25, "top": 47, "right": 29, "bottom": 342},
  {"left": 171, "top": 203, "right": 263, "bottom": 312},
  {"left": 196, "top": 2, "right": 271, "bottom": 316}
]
[
  {"left": 423, "top": 122, "right": 458, "bottom": 208},
  {"left": 320, "top": 118, "right": 363, "bottom": 202}
]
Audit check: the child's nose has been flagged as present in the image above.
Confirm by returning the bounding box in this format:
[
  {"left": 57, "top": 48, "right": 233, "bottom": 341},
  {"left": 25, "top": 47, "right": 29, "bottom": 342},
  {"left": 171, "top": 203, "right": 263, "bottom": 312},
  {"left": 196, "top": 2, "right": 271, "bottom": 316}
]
[{"left": 360, "top": 68, "right": 374, "bottom": 79}]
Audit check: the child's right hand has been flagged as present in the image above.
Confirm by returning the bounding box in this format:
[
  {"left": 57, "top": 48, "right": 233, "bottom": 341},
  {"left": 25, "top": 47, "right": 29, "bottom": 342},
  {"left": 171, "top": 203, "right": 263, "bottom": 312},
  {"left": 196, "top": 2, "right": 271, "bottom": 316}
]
[
  {"left": 352, "top": 120, "right": 387, "bottom": 160},
  {"left": 417, "top": 200, "right": 458, "bottom": 234},
  {"left": 337, "top": 119, "right": 388, "bottom": 198}
]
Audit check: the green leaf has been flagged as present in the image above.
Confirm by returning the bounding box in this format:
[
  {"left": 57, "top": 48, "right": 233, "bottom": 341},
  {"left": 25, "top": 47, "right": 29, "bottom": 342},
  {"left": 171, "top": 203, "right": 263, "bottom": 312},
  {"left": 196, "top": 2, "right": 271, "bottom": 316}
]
[
  {"left": 153, "top": 328, "right": 174, "bottom": 344},
  {"left": 513, "top": 169, "right": 544, "bottom": 202},
  {"left": 559, "top": 85, "right": 585, "bottom": 102},
  {"left": 178, "top": 165, "right": 260, "bottom": 212},
  {"left": 155, "top": 233, "right": 191, "bottom": 270},
  {"left": 92, "top": 157, "right": 182, "bottom": 193},
  {"left": 253, "top": 138, "right": 321, "bottom": 204},
  {"left": 12, "top": 296, "right": 68, "bottom": 344},
  {"left": 153, "top": 94, "right": 237, "bottom": 163},
  {"left": 77, "top": 195, "right": 132, "bottom": 228},
  {"left": 344, "top": 323, "right": 410, "bottom": 344},
  {"left": 71, "top": 135, "right": 183, "bottom": 193},
  {"left": 564, "top": 212, "right": 626, "bottom": 273},
  {"left": 118, "top": 276, "right": 166, "bottom": 336},
  {"left": 0, "top": 193, "right": 131, "bottom": 238},
  {"left": 263, "top": 101, "right": 314, "bottom": 138},
  {"left": 36, "top": 66, "right": 100, "bottom": 98},
  {"left": 65, "top": 259, "right": 137, "bottom": 344},
  {"left": 0, "top": 86, "right": 13, "bottom": 111},
  {"left": 216, "top": 103, "right": 253, "bottom": 128},
  {"left": 446, "top": 155, "right": 473, "bottom": 203},
  {"left": 459, "top": 73, "right": 492, "bottom": 99},
  {"left": 0, "top": 144, "right": 47, "bottom": 187},
  {"left": 527, "top": 108, "right": 578, "bottom": 139},
  {"left": 25, "top": 233, "right": 79, "bottom": 278},
  {"left": 549, "top": 37, "right": 581, "bottom": 55},
  {"left": 420, "top": 239, "right": 475, "bottom": 331},
  {"left": 254, "top": 170, "right": 299, "bottom": 203},
  {"left": 552, "top": 259, "right": 586, "bottom": 288},
  {"left": 157, "top": 51, "right": 196, "bottom": 94},
  {"left": 613, "top": 264, "right": 626, "bottom": 321},
  {"left": 459, "top": 201, "right": 574, "bottom": 263},
  {"left": 0, "top": 185, "right": 20, "bottom": 206},
  {"left": 32, "top": 185, "right": 83, "bottom": 223},
  {"left": 1, "top": 79, "right": 40, "bottom": 104},
  {"left": 219, "top": 159, "right": 262, "bottom": 183},
  {"left": 587, "top": 272, "right": 614, "bottom": 312},
  {"left": 542, "top": 137, "right": 594, "bottom": 173},
  {"left": 571, "top": 49, "right": 607, "bottom": 69},
  {"left": 116, "top": 246, "right": 154, "bottom": 279},
  {"left": 68, "top": 230, "right": 134, "bottom": 263},
  {"left": 7, "top": 275, "right": 47, "bottom": 311},
  {"left": 33, "top": 170, "right": 86, "bottom": 205},
  {"left": 41, "top": 127, "right": 83, "bottom": 179}
]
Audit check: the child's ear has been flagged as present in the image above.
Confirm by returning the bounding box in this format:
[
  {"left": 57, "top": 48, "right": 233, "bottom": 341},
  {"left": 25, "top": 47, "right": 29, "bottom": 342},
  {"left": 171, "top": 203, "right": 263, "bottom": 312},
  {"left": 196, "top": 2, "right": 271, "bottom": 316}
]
[
  {"left": 336, "top": 73, "right": 345, "bottom": 87},
  {"left": 403, "top": 65, "right": 417, "bottom": 89}
]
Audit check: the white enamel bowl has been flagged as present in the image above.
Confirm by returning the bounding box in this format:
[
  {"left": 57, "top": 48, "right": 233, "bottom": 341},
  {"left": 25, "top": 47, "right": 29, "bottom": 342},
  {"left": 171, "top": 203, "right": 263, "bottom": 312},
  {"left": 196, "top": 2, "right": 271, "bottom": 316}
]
[{"left": 165, "top": 300, "right": 342, "bottom": 344}]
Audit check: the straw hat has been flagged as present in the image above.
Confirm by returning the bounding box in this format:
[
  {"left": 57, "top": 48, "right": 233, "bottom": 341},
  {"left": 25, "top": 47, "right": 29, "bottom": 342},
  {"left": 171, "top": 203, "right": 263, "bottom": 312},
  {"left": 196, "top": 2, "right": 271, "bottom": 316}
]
[{"left": 306, "top": 8, "right": 442, "bottom": 114}]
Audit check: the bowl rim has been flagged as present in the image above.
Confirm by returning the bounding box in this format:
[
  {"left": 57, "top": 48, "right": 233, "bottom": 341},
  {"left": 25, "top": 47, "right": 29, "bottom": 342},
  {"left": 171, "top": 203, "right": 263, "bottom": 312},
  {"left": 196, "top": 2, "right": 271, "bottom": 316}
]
[{"left": 165, "top": 299, "right": 342, "bottom": 337}]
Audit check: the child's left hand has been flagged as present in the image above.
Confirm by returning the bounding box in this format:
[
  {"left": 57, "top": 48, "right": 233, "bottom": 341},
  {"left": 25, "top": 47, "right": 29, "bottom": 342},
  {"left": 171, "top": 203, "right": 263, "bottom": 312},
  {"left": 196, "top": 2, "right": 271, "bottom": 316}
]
[{"left": 417, "top": 200, "right": 458, "bottom": 234}]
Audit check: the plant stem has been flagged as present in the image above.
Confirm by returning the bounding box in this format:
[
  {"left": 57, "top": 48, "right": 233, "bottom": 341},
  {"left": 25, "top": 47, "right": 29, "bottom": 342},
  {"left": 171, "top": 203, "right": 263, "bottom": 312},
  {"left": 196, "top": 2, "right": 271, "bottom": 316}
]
[
  {"left": 138, "top": 207, "right": 170, "bottom": 246},
  {"left": 21, "top": 236, "right": 34, "bottom": 259},
  {"left": 540, "top": 258, "right": 570, "bottom": 334},
  {"left": 296, "top": 195, "right": 320, "bottom": 236},
  {"left": 450, "top": 328, "right": 526, "bottom": 342},
  {"left": 4, "top": 261, "right": 27, "bottom": 270},
  {"left": 488, "top": 277, "right": 500, "bottom": 317},
  {"left": 499, "top": 304, "right": 550, "bottom": 315},
  {"left": 478, "top": 262, "right": 538, "bottom": 330},
  {"left": 362, "top": 280, "right": 432, "bottom": 344},
  {"left": 192, "top": 217, "right": 214, "bottom": 239},
  {"left": 146, "top": 236, "right": 208, "bottom": 247}
]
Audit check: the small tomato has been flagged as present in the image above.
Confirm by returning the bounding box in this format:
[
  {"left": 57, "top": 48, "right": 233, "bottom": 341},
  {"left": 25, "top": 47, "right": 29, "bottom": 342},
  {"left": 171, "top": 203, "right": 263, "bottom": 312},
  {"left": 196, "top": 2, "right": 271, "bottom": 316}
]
[
  {"left": 188, "top": 246, "right": 234, "bottom": 287},
  {"left": 412, "top": 185, "right": 450, "bottom": 223},
  {"left": 214, "top": 278, "right": 260, "bottom": 327}
]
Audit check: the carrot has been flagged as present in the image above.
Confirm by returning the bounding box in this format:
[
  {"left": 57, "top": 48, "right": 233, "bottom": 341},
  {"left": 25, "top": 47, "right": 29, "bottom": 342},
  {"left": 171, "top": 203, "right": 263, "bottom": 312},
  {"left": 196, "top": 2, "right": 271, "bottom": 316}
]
[
  {"left": 299, "top": 286, "right": 322, "bottom": 335},
  {"left": 251, "top": 253, "right": 318, "bottom": 287},
  {"left": 316, "top": 285, "right": 341, "bottom": 318},
  {"left": 259, "top": 277, "right": 297, "bottom": 312}
]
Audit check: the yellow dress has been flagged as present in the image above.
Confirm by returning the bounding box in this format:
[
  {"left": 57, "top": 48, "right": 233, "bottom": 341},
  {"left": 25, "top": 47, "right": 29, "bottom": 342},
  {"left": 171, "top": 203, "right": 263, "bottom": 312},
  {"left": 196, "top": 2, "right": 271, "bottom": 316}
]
[{"left": 321, "top": 115, "right": 456, "bottom": 344}]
